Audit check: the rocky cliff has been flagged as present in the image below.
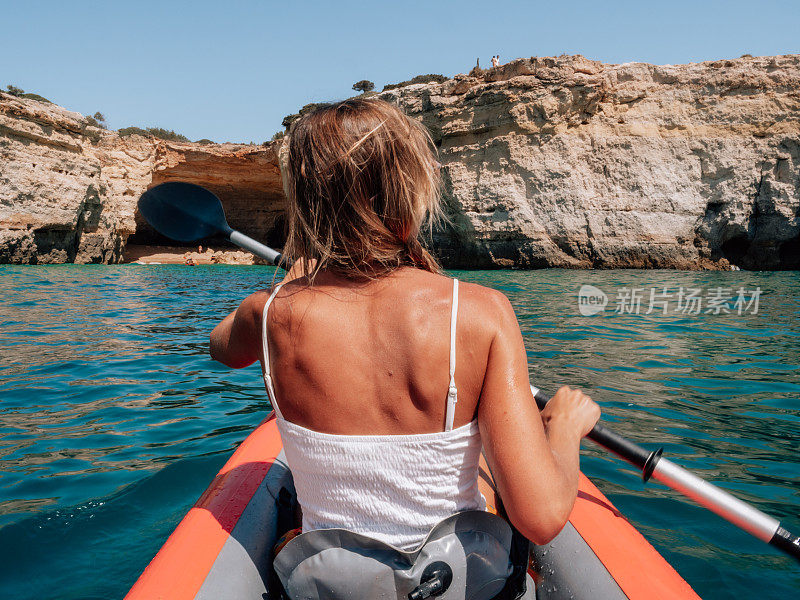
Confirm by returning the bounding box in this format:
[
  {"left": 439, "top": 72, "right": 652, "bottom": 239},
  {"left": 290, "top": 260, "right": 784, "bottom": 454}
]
[
  {"left": 0, "top": 94, "right": 149, "bottom": 263},
  {"left": 2, "top": 53, "right": 799, "bottom": 268},
  {"left": 379, "top": 54, "right": 800, "bottom": 269},
  {"left": 0, "top": 92, "right": 283, "bottom": 264}
]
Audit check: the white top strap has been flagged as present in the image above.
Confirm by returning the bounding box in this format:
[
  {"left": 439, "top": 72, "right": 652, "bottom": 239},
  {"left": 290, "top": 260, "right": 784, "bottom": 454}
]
[
  {"left": 445, "top": 279, "right": 459, "bottom": 431},
  {"left": 261, "top": 284, "right": 284, "bottom": 419}
]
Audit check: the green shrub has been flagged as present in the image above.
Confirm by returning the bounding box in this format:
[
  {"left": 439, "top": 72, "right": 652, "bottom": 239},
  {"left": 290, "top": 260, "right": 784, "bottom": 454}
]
[
  {"left": 21, "top": 93, "right": 53, "bottom": 103},
  {"left": 118, "top": 126, "right": 150, "bottom": 138},
  {"left": 79, "top": 121, "right": 103, "bottom": 143},
  {"left": 3, "top": 85, "right": 53, "bottom": 103},
  {"left": 282, "top": 101, "right": 329, "bottom": 128},
  {"left": 271, "top": 131, "right": 285, "bottom": 141},
  {"left": 383, "top": 74, "right": 447, "bottom": 91},
  {"left": 352, "top": 80, "right": 375, "bottom": 93},
  {"left": 118, "top": 126, "right": 189, "bottom": 142},
  {"left": 195, "top": 138, "right": 214, "bottom": 145},
  {"left": 411, "top": 74, "right": 448, "bottom": 85},
  {"left": 146, "top": 127, "right": 189, "bottom": 142}
]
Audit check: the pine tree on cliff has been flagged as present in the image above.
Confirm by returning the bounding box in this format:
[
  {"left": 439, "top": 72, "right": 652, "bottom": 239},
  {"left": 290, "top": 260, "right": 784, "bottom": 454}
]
[{"left": 352, "top": 80, "right": 375, "bottom": 94}]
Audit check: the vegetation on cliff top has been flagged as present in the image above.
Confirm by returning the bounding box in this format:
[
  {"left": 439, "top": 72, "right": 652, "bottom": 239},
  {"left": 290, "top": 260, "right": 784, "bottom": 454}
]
[
  {"left": 3, "top": 71, "right": 448, "bottom": 145},
  {"left": 352, "top": 80, "right": 375, "bottom": 93},
  {"left": 4, "top": 84, "right": 53, "bottom": 104},
  {"left": 2, "top": 87, "right": 202, "bottom": 143},
  {"left": 279, "top": 74, "right": 447, "bottom": 133},
  {"left": 118, "top": 126, "right": 190, "bottom": 142},
  {"left": 281, "top": 102, "right": 328, "bottom": 129},
  {"left": 83, "top": 112, "right": 107, "bottom": 129},
  {"left": 382, "top": 74, "right": 447, "bottom": 91}
]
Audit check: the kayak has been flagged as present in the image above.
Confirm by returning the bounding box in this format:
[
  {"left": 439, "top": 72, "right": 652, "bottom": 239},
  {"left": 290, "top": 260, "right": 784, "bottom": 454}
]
[{"left": 125, "top": 413, "right": 700, "bottom": 600}]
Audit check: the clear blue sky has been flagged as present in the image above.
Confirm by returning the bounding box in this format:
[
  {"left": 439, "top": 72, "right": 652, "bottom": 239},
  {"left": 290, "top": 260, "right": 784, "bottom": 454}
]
[{"left": 2, "top": 0, "right": 798, "bottom": 143}]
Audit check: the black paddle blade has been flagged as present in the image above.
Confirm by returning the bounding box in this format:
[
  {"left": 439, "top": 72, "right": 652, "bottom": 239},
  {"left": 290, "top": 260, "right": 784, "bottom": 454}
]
[{"left": 137, "top": 182, "right": 231, "bottom": 243}]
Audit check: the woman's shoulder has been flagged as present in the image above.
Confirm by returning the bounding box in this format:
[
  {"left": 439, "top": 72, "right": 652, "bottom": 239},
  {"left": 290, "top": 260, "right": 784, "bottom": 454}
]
[
  {"left": 236, "top": 285, "right": 281, "bottom": 325},
  {"left": 456, "top": 278, "right": 513, "bottom": 313},
  {"left": 455, "top": 279, "right": 518, "bottom": 341},
  {"left": 409, "top": 270, "right": 517, "bottom": 333}
]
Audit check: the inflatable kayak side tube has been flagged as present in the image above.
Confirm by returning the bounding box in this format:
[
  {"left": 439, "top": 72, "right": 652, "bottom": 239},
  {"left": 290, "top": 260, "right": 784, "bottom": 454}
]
[
  {"left": 126, "top": 413, "right": 700, "bottom": 600},
  {"left": 125, "top": 415, "right": 286, "bottom": 600}
]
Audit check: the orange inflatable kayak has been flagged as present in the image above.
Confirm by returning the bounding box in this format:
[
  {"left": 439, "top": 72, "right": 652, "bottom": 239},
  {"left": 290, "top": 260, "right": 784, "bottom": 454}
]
[{"left": 126, "top": 413, "right": 699, "bottom": 599}]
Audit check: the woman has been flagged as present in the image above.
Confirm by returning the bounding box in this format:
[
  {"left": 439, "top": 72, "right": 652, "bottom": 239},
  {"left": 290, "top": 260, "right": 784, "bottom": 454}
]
[{"left": 209, "top": 97, "right": 599, "bottom": 551}]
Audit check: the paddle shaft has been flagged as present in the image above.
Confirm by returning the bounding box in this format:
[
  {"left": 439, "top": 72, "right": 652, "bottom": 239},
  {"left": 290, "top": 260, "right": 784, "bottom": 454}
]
[
  {"left": 531, "top": 386, "right": 800, "bottom": 562},
  {"left": 226, "top": 229, "right": 292, "bottom": 269}
]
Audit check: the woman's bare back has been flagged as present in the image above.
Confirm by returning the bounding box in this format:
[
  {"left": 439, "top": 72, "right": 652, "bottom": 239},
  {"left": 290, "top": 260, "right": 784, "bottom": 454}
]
[
  {"left": 262, "top": 267, "right": 495, "bottom": 435},
  {"left": 211, "top": 265, "right": 600, "bottom": 544}
]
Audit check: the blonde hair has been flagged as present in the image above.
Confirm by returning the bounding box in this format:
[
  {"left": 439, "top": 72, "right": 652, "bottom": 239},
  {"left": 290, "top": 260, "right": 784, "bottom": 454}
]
[{"left": 279, "top": 97, "right": 443, "bottom": 282}]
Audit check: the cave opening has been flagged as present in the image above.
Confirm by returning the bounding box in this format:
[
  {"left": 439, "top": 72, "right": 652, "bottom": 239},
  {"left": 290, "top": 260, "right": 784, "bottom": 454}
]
[
  {"left": 720, "top": 234, "right": 750, "bottom": 267},
  {"left": 779, "top": 236, "right": 800, "bottom": 269},
  {"left": 128, "top": 188, "right": 287, "bottom": 251}
]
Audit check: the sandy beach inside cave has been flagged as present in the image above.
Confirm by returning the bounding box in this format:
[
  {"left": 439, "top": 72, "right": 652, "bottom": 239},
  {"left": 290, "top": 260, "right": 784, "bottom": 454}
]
[{"left": 123, "top": 244, "right": 267, "bottom": 265}]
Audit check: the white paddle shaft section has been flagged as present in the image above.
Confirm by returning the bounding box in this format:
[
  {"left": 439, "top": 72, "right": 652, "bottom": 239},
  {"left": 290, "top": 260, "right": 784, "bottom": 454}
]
[
  {"left": 229, "top": 231, "right": 281, "bottom": 265},
  {"left": 651, "top": 458, "right": 779, "bottom": 542}
]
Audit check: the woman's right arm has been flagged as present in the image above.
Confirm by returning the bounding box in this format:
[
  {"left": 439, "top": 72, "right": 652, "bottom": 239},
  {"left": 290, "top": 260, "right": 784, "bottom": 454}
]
[
  {"left": 477, "top": 290, "right": 600, "bottom": 545},
  {"left": 209, "top": 259, "right": 314, "bottom": 368}
]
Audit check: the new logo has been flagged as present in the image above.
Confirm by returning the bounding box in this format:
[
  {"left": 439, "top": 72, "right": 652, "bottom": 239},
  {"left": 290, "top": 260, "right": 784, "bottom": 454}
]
[{"left": 578, "top": 285, "right": 608, "bottom": 316}]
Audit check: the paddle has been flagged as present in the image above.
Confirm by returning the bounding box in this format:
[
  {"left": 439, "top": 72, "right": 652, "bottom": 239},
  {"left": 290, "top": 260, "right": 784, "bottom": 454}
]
[
  {"left": 531, "top": 386, "right": 800, "bottom": 562},
  {"left": 137, "top": 181, "right": 291, "bottom": 269},
  {"left": 136, "top": 181, "right": 800, "bottom": 563}
]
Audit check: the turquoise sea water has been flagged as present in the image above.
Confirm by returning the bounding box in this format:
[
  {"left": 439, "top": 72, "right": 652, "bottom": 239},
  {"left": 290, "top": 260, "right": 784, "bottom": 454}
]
[{"left": 0, "top": 265, "right": 798, "bottom": 599}]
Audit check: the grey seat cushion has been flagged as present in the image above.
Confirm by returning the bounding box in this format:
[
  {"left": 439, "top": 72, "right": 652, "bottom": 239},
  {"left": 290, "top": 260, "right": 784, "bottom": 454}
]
[{"left": 274, "top": 511, "right": 515, "bottom": 600}]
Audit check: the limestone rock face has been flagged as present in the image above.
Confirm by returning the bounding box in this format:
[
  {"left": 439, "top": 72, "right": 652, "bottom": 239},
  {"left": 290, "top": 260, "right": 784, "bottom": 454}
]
[
  {"left": 2, "top": 54, "right": 799, "bottom": 269},
  {"left": 380, "top": 54, "right": 800, "bottom": 269},
  {"left": 0, "top": 92, "right": 283, "bottom": 264},
  {"left": 0, "top": 93, "right": 144, "bottom": 263}
]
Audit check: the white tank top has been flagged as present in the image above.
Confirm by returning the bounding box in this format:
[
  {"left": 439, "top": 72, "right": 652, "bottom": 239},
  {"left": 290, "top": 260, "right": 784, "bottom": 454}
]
[{"left": 261, "top": 278, "right": 485, "bottom": 550}]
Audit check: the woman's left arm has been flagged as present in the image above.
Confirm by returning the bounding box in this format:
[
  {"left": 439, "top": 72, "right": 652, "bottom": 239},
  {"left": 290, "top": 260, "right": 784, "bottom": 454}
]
[{"left": 210, "top": 293, "right": 264, "bottom": 369}]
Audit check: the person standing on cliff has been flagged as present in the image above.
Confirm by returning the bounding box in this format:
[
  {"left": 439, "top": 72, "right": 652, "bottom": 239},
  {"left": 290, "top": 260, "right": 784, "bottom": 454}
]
[{"left": 491, "top": 55, "right": 499, "bottom": 68}]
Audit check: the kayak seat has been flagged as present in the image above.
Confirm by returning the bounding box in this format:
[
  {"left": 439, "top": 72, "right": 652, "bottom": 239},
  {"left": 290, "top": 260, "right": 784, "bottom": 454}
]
[{"left": 273, "top": 508, "right": 531, "bottom": 600}]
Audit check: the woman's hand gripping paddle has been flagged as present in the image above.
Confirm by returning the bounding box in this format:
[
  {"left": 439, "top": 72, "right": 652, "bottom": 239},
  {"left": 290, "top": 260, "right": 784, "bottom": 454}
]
[{"left": 531, "top": 385, "right": 800, "bottom": 563}]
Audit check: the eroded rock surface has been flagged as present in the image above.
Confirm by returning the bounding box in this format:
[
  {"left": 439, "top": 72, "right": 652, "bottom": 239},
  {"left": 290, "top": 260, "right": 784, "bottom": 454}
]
[
  {"left": 138, "top": 142, "right": 284, "bottom": 247},
  {"left": 381, "top": 54, "right": 800, "bottom": 269},
  {"left": 0, "top": 94, "right": 145, "bottom": 263},
  {"left": 2, "top": 53, "right": 799, "bottom": 268},
  {"left": 0, "top": 92, "right": 282, "bottom": 264}
]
